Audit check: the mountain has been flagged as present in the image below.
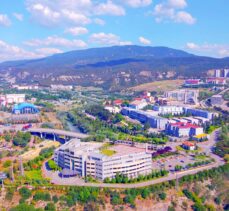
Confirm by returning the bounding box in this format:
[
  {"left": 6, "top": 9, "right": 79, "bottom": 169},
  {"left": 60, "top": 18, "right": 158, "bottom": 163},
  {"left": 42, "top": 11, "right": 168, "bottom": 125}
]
[{"left": 0, "top": 45, "right": 229, "bottom": 90}]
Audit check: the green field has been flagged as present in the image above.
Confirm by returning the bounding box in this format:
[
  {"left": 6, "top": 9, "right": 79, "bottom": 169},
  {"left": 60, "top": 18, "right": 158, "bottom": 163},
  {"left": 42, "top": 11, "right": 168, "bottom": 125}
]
[{"left": 25, "top": 170, "right": 43, "bottom": 180}]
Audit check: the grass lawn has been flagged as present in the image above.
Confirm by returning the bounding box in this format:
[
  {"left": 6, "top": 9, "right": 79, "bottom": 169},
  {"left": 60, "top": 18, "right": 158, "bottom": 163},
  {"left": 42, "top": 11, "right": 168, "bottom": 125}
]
[
  {"left": 129, "top": 79, "right": 184, "bottom": 92},
  {"left": 194, "top": 154, "right": 209, "bottom": 161},
  {"left": 25, "top": 170, "right": 43, "bottom": 180},
  {"left": 100, "top": 148, "right": 116, "bottom": 156},
  {"left": 176, "top": 145, "right": 201, "bottom": 153}
]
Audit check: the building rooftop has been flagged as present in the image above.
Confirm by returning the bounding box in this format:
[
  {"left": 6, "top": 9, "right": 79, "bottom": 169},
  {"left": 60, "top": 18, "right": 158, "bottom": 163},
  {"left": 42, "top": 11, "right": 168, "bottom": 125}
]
[
  {"left": 169, "top": 122, "right": 200, "bottom": 129},
  {"left": 183, "top": 141, "right": 195, "bottom": 147},
  {"left": 194, "top": 133, "right": 208, "bottom": 138},
  {"left": 13, "top": 102, "right": 38, "bottom": 110}
]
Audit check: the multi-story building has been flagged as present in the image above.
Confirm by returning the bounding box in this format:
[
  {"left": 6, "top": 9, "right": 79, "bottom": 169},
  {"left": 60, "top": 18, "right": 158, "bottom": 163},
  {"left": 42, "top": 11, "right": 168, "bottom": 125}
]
[
  {"left": 153, "top": 105, "right": 184, "bottom": 115},
  {"left": 129, "top": 99, "right": 148, "bottom": 110},
  {"left": 165, "top": 122, "right": 203, "bottom": 137},
  {"left": 214, "top": 69, "right": 229, "bottom": 78},
  {"left": 164, "top": 89, "right": 199, "bottom": 104},
  {"left": 121, "top": 108, "right": 168, "bottom": 129},
  {"left": 184, "top": 79, "right": 202, "bottom": 86},
  {"left": 6, "top": 94, "right": 25, "bottom": 104},
  {"left": 184, "top": 108, "right": 214, "bottom": 120},
  {"left": 54, "top": 139, "right": 152, "bottom": 180},
  {"left": 206, "top": 77, "right": 226, "bottom": 85}
]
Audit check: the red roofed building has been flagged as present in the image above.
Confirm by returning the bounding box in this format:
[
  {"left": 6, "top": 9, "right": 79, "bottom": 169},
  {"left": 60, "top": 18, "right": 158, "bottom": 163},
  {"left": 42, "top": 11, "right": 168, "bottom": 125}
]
[
  {"left": 113, "top": 99, "right": 123, "bottom": 106},
  {"left": 206, "top": 77, "right": 226, "bottom": 85},
  {"left": 182, "top": 141, "right": 196, "bottom": 150},
  {"left": 185, "top": 79, "right": 201, "bottom": 85},
  {"left": 165, "top": 122, "right": 203, "bottom": 137}
]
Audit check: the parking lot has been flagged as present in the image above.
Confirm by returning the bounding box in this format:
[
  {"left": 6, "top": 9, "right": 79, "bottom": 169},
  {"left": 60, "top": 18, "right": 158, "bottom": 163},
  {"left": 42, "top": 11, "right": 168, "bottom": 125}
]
[{"left": 152, "top": 153, "right": 199, "bottom": 172}]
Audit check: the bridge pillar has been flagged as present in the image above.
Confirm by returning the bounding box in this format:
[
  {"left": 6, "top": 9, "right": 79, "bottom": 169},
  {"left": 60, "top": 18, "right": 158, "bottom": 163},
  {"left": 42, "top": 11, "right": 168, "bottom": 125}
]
[
  {"left": 53, "top": 133, "right": 56, "bottom": 141},
  {"left": 40, "top": 132, "right": 43, "bottom": 139}
]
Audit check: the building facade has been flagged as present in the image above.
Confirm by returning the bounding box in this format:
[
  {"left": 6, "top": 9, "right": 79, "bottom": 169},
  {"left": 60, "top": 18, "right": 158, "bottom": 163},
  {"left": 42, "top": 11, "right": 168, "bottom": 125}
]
[
  {"left": 164, "top": 89, "right": 199, "bottom": 104},
  {"left": 184, "top": 108, "right": 214, "bottom": 120},
  {"left": 153, "top": 105, "right": 184, "bottom": 115},
  {"left": 12, "top": 103, "right": 39, "bottom": 114},
  {"left": 54, "top": 140, "right": 152, "bottom": 180},
  {"left": 121, "top": 108, "right": 168, "bottom": 129},
  {"left": 165, "top": 122, "right": 203, "bottom": 137}
]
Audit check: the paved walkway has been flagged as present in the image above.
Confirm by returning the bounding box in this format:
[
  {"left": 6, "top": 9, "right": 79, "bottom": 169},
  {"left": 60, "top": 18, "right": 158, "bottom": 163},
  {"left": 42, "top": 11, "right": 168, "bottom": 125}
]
[{"left": 42, "top": 129, "right": 225, "bottom": 188}]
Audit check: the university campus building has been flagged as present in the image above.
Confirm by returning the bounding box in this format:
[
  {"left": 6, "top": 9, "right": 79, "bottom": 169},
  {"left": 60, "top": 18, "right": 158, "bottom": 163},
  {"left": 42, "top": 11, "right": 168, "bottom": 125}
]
[{"left": 54, "top": 139, "right": 152, "bottom": 180}]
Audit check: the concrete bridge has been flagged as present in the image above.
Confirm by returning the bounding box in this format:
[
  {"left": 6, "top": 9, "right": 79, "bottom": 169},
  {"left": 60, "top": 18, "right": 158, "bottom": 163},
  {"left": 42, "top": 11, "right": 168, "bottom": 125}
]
[{"left": 28, "top": 128, "right": 89, "bottom": 143}]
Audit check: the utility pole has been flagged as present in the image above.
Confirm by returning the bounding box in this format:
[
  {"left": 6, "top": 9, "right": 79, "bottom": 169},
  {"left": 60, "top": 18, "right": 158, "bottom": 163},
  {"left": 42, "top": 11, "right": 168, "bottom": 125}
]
[
  {"left": 19, "top": 156, "right": 24, "bottom": 177},
  {"left": 176, "top": 173, "right": 179, "bottom": 191},
  {"left": 10, "top": 164, "right": 14, "bottom": 182}
]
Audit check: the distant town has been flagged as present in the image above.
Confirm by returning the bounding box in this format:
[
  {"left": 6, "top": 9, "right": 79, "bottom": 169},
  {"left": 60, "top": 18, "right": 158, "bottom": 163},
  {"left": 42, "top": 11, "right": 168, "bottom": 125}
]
[{"left": 0, "top": 68, "right": 228, "bottom": 210}]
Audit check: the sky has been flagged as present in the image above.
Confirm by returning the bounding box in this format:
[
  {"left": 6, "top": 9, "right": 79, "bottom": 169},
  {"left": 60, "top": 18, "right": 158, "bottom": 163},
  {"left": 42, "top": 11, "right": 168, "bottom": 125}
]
[{"left": 0, "top": 0, "right": 229, "bottom": 62}]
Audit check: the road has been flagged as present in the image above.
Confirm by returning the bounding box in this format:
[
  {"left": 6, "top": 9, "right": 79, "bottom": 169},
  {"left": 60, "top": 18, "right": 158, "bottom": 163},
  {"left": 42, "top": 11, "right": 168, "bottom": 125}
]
[
  {"left": 28, "top": 128, "right": 89, "bottom": 139},
  {"left": 42, "top": 129, "right": 225, "bottom": 188}
]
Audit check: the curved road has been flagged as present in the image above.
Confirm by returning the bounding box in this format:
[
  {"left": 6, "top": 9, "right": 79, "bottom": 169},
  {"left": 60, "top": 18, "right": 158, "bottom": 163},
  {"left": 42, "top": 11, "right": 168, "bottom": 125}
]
[{"left": 42, "top": 129, "right": 225, "bottom": 188}]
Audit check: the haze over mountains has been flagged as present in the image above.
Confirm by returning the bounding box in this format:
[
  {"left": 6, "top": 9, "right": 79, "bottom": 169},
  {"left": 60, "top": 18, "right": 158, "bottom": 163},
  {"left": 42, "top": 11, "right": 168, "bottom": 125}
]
[{"left": 1, "top": 45, "right": 229, "bottom": 90}]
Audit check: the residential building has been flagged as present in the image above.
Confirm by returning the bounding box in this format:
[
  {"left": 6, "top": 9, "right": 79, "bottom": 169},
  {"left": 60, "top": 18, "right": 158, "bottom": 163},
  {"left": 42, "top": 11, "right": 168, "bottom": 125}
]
[
  {"left": 184, "top": 79, "right": 202, "bottom": 86},
  {"left": 12, "top": 84, "right": 39, "bottom": 90},
  {"left": 129, "top": 99, "right": 148, "bottom": 110},
  {"left": 164, "top": 89, "right": 199, "bottom": 104},
  {"left": 104, "top": 106, "right": 120, "bottom": 114},
  {"left": 182, "top": 141, "right": 196, "bottom": 150},
  {"left": 0, "top": 94, "right": 26, "bottom": 106},
  {"left": 50, "top": 84, "right": 73, "bottom": 91},
  {"left": 54, "top": 139, "right": 152, "bottom": 180},
  {"left": 214, "top": 69, "right": 229, "bottom": 78},
  {"left": 113, "top": 99, "right": 123, "bottom": 106},
  {"left": 184, "top": 108, "right": 214, "bottom": 120},
  {"left": 206, "top": 77, "right": 226, "bottom": 85},
  {"left": 165, "top": 122, "right": 203, "bottom": 137},
  {"left": 121, "top": 108, "right": 168, "bottom": 129},
  {"left": 153, "top": 105, "right": 184, "bottom": 115},
  {"left": 214, "top": 69, "right": 222, "bottom": 78}
]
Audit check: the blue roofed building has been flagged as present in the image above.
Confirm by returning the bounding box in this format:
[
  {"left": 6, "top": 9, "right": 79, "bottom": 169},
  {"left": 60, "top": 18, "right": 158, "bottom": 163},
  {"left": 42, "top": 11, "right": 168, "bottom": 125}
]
[{"left": 12, "top": 103, "right": 39, "bottom": 114}]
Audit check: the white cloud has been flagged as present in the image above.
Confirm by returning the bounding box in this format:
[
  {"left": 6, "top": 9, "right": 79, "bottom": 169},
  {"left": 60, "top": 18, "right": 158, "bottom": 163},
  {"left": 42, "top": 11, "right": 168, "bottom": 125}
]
[
  {"left": 26, "top": 0, "right": 127, "bottom": 27},
  {"left": 0, "top": 40, "right": 41, "bottom": 62},
  {"left": 139, "top": 36, "right": 151, "bottom": 45},
  {"left": 122, "top": 0, "right": 152, "bottom": 8},
  {"left": 13, "top": 13, "right": 24, "bottom": 21},
  {"left": 61, "top": 9, "right": 91, "bottom": 25},
  {"left": 89, "top": 32, "right": 131, "bottom": 46},
  {"left": 35, "top": 47, "right": 62, "bottom": 55},
  {"left": 95, "top": 1, "right": 125, "bottom": 16},
  {"left": 153, "top": 0, "right": 196, "bottom": 24},
  {"left": 65, "top": 27, "right": 89, "bottom": 36},
  {"left": 185, "top": 42, "right": 229, "bottom": 58},
  {"left": 168, "top": 0, "right": 187, "bottom": 9},
  {"left": 0, "top": 14, "right": 11, "bottom": 27},
  {"left": 25, "top": 35, "right": 87, "bottom": 48},
  {"left": 174, "top": 11, "right": 195, "bottom": 24},
  {"left": 94, "top": 18, "right": 106, "bottom": 25}
]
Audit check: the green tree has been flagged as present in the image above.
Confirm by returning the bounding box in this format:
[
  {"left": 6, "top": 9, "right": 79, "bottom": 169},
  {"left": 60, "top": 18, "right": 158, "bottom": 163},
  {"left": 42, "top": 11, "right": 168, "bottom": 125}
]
[
  {"left": 19, "top": 187, "right": 32, "bottom": 200},
  {"left": 45, "top": 203, "right": 56, "bottom": 211}
]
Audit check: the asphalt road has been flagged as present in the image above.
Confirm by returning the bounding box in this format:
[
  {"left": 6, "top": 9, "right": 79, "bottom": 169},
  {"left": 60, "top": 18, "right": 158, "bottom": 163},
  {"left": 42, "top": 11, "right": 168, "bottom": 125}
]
[{"left": 43, "top": 129, "right": 225, "bottom": 188}]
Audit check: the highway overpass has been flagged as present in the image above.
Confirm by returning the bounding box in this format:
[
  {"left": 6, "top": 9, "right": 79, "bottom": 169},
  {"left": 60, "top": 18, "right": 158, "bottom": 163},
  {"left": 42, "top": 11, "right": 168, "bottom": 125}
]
[{"left": 28, "top": 128, "right": 89, "bottom": 142}]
